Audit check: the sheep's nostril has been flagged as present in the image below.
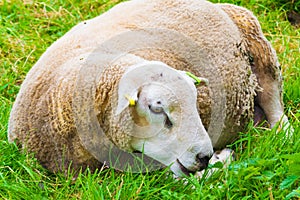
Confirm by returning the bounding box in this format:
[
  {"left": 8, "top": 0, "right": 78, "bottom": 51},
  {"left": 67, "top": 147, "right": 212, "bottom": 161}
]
[{"left": 196, "top": 153, "right": 211, "bottom": 170}]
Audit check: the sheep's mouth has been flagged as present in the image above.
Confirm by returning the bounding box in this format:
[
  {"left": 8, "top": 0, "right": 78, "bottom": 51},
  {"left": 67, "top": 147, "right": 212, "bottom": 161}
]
[{"left": 176, "top": 159, "right": 195, "bottom": 176}]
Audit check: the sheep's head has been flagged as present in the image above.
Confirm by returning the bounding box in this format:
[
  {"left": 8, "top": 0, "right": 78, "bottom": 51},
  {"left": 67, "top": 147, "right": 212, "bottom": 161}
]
[{"left": 115, "top": 61, "right": 213, "bottom": 176}]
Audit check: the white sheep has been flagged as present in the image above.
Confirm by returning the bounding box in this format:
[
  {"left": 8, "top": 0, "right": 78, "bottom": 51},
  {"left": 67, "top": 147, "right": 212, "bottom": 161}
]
[{"left": 8, "top": 0, "right": 291, "bottom": 177}]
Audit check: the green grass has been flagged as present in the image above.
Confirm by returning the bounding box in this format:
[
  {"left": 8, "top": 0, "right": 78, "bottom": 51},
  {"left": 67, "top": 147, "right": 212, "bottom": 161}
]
[{"left": 0, "top": 0, "right": 299, "bottom": 199}]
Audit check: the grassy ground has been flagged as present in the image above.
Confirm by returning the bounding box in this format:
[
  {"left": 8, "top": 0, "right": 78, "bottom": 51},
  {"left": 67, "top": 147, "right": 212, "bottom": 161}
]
[{"left": 0, "top": 0, "right": 299, "bottom": 199}]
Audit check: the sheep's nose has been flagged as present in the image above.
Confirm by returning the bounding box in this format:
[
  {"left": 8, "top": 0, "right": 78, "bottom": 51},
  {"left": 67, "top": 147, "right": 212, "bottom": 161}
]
[{"left": 196, "top": 153, "right": 211, "bottom": 170}]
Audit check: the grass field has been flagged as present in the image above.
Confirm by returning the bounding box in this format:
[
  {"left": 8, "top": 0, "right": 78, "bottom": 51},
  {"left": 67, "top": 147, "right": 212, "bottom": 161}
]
[{"left": 0, "top": 0, "right": 299, "bottom": 199}]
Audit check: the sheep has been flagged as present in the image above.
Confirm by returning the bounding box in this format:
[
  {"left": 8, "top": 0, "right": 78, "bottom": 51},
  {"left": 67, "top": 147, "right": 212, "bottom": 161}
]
[{"left": 8, "top": 0, "right": 291, "bottom": 177}]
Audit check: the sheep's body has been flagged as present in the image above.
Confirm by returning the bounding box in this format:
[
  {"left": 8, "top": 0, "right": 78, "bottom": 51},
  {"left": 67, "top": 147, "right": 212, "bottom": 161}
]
[{"left": 8, "top": 0, "right": 287, "bottom": 174}]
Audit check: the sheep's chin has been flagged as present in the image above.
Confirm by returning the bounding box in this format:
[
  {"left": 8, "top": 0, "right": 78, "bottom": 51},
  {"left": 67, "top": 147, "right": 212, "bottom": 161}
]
[
  {"left": 170, "top": 159, "right": 199, "bottom": 177},
  {"left": 176, "top": 159, "right": 197, "bottom": 176}
]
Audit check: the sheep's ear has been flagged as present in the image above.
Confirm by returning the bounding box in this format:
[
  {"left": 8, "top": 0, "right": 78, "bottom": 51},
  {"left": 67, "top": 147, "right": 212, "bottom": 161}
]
[
  {"left": 115, "top": 90, "right": 138, "bottom": 115},
  {"left": 182, "top": 71, "right": 209, "bottom": 86}
]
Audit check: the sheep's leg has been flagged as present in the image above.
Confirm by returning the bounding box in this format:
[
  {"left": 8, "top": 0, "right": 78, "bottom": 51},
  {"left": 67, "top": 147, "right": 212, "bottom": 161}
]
[
  {"left": 256, "top": 78, "right": 290, "bottom": 131},
  {"left": 219, "top": 4, "right": 293, "bottom": 134}
]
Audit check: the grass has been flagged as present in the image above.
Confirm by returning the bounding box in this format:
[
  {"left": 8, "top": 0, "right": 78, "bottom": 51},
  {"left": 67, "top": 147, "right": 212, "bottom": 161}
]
[{"left": 0, "top": 0, "right": 299, "bottom": 199}]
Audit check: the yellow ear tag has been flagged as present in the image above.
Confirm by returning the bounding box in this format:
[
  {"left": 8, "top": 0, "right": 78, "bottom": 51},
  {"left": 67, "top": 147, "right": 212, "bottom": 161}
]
[
  {"left": 186, "top": 71, "right": 201, "bottom": 85},
  {"left": 125, "top": 94, "right": 136, "bottom": 106}
]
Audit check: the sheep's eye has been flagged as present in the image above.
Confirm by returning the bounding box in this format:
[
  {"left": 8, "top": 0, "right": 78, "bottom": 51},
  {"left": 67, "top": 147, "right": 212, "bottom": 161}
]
[
  {"left": 148, "top": 105, "right": 163, "bottom": 114},
  {"left": 148, "top": 103, "right": 173, "bottom": 129}
]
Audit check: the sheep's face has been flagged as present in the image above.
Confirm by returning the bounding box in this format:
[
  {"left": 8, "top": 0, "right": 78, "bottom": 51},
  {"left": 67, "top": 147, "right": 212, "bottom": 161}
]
[{"left": 116, "top": 61, "right": 213, "bottom": 176}]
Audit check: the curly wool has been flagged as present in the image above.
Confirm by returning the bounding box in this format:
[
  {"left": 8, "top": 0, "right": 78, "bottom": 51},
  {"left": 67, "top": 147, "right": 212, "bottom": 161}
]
[{"left": 8, "top": 0, "right": 272, "bottom": 172}]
